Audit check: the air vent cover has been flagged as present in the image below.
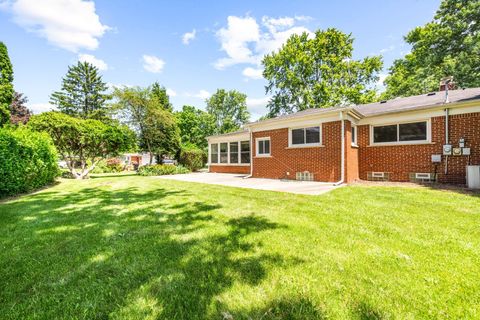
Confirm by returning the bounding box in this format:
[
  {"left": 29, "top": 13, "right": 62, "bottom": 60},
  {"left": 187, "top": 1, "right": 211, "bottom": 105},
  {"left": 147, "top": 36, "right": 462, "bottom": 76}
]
[{"left": 367, "top": 172, "right": 390, "bottom": 181}]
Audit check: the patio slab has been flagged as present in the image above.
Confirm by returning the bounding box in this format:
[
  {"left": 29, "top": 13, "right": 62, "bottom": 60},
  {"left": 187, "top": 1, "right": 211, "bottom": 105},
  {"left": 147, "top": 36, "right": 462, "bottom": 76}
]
[{"left": 156, "top": 172, "right": 341, "bottom": 195}]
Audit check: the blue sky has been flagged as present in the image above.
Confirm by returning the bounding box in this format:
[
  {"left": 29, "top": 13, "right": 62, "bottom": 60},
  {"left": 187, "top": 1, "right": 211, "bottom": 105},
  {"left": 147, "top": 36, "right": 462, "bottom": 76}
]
[{"left": 0, "top": 0, "right": 440, "bottom": 119}]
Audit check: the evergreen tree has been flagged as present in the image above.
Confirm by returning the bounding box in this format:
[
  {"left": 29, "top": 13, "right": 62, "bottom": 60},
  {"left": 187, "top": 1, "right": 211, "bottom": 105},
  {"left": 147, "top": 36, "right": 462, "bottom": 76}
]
[
  {"left": 50, "top": 61, "right": 110, "bottom": 119},
  {"left": 150, "top": 82, "right": 173, "bottom": 111},
  {"left": 0, "top": 42, "right": 14, "bottom": 125}
]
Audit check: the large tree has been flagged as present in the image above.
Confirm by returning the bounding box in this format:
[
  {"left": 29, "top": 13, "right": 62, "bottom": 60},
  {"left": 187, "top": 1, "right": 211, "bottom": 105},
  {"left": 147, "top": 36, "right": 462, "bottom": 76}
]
[
  {"left": 50, "top": 61, "right": 110, "bottom": 119},
  {"left": 10, "top": 92, "right": 31, "bottom": 125},
  {"left": 29, "top": 112, "right": 136, "bottom": 179},
  {"left": 206, "top": 89, "right": 250, "bottom": 134},
  {"left": 0, "top": 42, "right": 14, "bottom": 126},
  {"left": 383, "top": 0, "right": 480, "bottom": 98},
  {"left": 151, "top": 82, "right": 173, "bottom": 111},
  {"left": 262, "top": 29, "right": 383, "bottom": 116},
  {"left": 175, "top": 105, "right": 216, "bottom": 150},
  {"left": 112, "top": 85, "right": 180, "bottom": 163}
]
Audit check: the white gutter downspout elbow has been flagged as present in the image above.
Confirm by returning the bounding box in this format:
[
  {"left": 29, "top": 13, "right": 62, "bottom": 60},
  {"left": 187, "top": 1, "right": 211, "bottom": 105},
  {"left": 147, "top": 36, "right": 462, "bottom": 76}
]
[{"left": 334, "top": 111, "right": 346, "bottom": 186}]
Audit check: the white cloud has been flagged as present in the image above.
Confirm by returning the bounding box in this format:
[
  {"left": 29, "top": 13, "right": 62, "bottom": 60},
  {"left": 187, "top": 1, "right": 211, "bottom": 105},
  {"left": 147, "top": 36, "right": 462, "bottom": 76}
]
[
  {"left": 191, "top": 90, "right": 210, "bottom": 100},
  {"left": 214, "top": 15, "right": 313, "bottom": 70},
  {"left": 379, "top": 45, "right": 395, "bottom": 54},
  {"left": 3, "top": 0, "right": 109, "bottom": 52},
  {"left": 142, "top": 54, "right": 165, "bottom": 73},
  {"left": 246, "top": 96, "right": 271, "bottom": 119},
  {"left": 182, "top": 29, "right": 196, "bottom": 45},
  {"left": 166, "top": 88, "right": 177, "bottom": 97},
  {"left": 242, "top": 67, "right": 263, "bottom": 80},
  {"left": 28, "top": 102, "right": 56, "bottom": 114},
  {"left": 214, "top": 15, "right": 260, "bottom": 69},
  {"left": 78, "top": 53, "right": 108, "bottom": 70}
]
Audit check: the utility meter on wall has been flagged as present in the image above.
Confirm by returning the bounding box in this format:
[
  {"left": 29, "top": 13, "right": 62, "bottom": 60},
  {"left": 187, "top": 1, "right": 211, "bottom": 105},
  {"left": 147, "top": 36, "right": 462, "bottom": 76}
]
[{"left": 443, "top": 144, "right": 452, "bottom": 155}]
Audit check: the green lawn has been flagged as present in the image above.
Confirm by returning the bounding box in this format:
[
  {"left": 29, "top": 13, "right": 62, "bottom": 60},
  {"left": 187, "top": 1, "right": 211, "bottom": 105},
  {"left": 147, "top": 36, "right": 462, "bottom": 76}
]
[{"left": 1, "top": 175, "right": 479, "bottom": 319}]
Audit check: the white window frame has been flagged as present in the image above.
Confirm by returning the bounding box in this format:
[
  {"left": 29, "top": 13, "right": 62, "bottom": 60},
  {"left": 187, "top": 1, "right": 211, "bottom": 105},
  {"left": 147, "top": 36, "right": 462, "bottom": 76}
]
[
  {"left": 209, "top": 141, "right": 250, "bottom": 166},
  {"left": 256, "top": 137, "right": 271, "bottom": 157},
  {"left": 288, "top": 125, "right": 322, "bottom": 148},
  {"left": 351, "top": 125, "right": 358, "bottom": 147},
  {"left": 370, "top": 119, "right": 431, "bottom": 146}
]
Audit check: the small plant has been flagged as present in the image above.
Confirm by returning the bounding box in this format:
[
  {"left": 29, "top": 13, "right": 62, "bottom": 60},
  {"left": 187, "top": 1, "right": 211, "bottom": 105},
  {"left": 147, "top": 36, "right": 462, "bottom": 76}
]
[{"left": 137, "top": 164, "right": 190, "bottom": 176}]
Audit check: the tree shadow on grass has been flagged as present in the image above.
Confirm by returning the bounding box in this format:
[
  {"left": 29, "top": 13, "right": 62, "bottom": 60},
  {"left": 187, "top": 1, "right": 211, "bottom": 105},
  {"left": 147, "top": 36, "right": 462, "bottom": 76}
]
[{"left": 0, "top": 183, "right": 287, "bottom": 319}]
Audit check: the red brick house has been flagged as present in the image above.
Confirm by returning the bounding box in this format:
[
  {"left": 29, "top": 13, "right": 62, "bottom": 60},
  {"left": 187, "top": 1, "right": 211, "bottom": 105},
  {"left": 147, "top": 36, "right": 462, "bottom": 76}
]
[{"left": 207, "top": 88, "right": 480, "bottom": 185}]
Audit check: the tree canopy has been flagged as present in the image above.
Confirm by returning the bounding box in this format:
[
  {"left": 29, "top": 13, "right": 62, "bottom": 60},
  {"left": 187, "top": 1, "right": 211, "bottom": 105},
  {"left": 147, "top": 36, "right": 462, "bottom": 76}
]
[
  {"left": 175, "top": 105, "right": 216, "bottom": 150},
  {"left": 50, "top": 61, "right": 110, "bottom": 119},
  {"left": 262, "top": 28, "right": 383, "bottom": 116},
  {"left": 29, "top": 112, "right": 136, "bottom": 179},
  {"left": 206, "top": 89, "right": 250, "bottom": 134},
  {"left": 10, "top": 92, "right": 31, "bottom": 125},
  {"left": 112, "top": 85, "right": 180, "bottom": 163},
  {"left": 0, "top": 42, "right": 14, "bottom": 125},
  {"left": 382, "top": 0, "right": 480, "bottom": 98}
]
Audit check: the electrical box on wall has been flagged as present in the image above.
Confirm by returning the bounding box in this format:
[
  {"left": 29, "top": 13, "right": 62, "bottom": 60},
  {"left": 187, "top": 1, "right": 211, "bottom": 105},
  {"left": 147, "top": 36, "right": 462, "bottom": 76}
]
[
  {"left": 459, "top": 138, "right": 465, "bottom": 148},
  {"left": 431, "top": 154, "right": 442, "bottom": 163},
  {"left": 443, "top": 144, "right": 452, "bottom": 155},
  {"left": 453, "top": 148, "right": 462, "bottom": 156},
  {"left": 463, "top": 148, "right": 471, "bottom": 156}
]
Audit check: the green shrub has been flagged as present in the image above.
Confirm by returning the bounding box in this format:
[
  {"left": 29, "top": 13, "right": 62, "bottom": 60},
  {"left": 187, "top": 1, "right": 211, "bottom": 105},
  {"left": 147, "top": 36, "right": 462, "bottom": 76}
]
[
  {"left": 0, "top": 126, "right": 59, "bottom": 197},
  {"left": 137, "top": 164, "right": 189, "bottom": 176},
  {"left": 179, "top": 145, "right": 205, "bottom": 171}
]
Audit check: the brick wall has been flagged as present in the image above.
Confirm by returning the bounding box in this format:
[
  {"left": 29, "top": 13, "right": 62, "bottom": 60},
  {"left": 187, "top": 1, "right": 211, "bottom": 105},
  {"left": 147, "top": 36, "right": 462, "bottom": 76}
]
[
  {"left": 358, "top": 112, "right": 480, "bottom": 184},
  {"left": 252, "top": 121, "right": 344, "bottom": 182},
  {"left": 209, "top": 165, "right": 250, "bottom": 174},
  {"left": 345, "top": 121, "right": 359, "bottom": 182}
]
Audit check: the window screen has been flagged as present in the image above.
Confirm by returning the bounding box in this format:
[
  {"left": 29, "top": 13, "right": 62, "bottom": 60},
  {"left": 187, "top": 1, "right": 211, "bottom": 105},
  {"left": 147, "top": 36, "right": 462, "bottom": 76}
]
[
  {"left": 257, "top": 139, "right": 270, "bottom": 155},
  {"left": 229, "top": 142, "right": 239, "bottom": 163},
  {"left": 240, "top": 141, "right": 250, "bottom": 163},
  {"left": 210, "top": 144, "right": 218, "bottom": 163},
  {"left": 373, "top": 125, "right": 397, "bottom": 143},
  {"left": 220, "top": 143, "right": 228, "bottom": 163},
  {"left": 399, "top": 122, "right": 427, "bottom": 141}
]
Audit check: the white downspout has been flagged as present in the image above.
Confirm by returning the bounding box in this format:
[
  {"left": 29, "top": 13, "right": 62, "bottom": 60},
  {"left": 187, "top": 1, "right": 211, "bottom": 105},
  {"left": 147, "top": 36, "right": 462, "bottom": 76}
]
[
  {"left": 244, "top": 128, "right": 253, "bottom": 178},
  {"left": 444, "top": 108, "right": 449, "bottom": 175},
  {"left": 334, "top": 111, "right": 345, "bottom": 186}
]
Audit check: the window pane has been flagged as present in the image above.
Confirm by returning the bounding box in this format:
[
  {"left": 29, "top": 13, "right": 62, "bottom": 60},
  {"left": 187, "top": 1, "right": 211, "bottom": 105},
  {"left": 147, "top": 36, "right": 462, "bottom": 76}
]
[
  {"left": 399, "top": 122, "right": 427, "bottom": 141},
  {"left": 220, "top": 142, "right": 228, "bottom": 163},
  {"left": 292, "top": 129, "right": 305, "bottom": 144},
  {"left": 210, "top": 144, "right": 218, "bottom": 163},
  {"left": 240, "top": 141, "right": 250, "bottom": 152},
  {"left": 373, "top": 125, "right": 397, "bottom": 143},
  {"left": 241, "top": 141, "right": 250, "bottom": 163},
  {"left": 264, "top": 140, "right": 270, "bottom": 154},
  {"left": 351, "top": 126, "right": 356, "bottom": 144},
  {"left": 305, "top": 126, "right": 320, "bottom": 144},
  {"left": 258, "top": 140, "right": 264, "bottom": 154},
  {"left": 230, "top": 142, "right": 239, "bottom": 163}
]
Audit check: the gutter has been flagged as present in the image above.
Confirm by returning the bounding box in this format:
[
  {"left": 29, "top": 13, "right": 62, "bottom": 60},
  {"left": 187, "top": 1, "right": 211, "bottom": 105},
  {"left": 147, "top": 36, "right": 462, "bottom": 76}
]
[{"left": 334, "top": 111, "right": 346, "bottom": 186}]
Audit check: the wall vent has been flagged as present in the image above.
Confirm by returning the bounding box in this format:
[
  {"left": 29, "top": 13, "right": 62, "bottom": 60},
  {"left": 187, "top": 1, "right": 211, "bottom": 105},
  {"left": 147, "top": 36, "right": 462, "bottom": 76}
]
[
  {"left": 296, "top": 171, "right": 314, "bottom": 181},
  {"left": 367, "top": 172, "right": 390, "bottom": 181},
  {"left": 409, "top": 172, "right": 436, "bottom": 183}
]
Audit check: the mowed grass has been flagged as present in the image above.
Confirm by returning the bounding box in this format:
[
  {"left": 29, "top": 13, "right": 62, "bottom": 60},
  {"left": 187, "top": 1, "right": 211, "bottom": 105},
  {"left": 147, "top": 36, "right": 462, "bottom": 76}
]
[{"left": 1, "top": 175, "right": 479, "bottom": 319}]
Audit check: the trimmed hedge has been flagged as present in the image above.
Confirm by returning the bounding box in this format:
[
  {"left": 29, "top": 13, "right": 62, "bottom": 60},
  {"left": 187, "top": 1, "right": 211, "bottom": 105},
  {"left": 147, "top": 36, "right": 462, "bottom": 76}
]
[
  {"left": 0, "top": 126, "right": 59, "bottom": 197},
  {"left": 178, "top": 145, "right": 205, "bottom": 171},
  {"left": 91, "top": 158, "right": 124, "bottom": 174},
  {"left": 137, "top": 164, "right": 189, "bottom": 176}
]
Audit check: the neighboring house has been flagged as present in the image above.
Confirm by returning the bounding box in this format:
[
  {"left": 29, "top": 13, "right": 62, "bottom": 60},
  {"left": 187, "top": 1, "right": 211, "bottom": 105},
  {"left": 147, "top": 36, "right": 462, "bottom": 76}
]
[
  {"left": 121, "top": 153, "right": 158, "bottom": 167},
  {"left": 207, "top": 88, "right": 480, "bottom": 185}
]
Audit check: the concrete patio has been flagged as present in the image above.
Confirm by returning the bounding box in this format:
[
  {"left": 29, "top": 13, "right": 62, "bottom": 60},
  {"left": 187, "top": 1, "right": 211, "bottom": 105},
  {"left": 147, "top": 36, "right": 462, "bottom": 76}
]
[{"left": 156, "top": 172, "right": 341, "bottom": 195}]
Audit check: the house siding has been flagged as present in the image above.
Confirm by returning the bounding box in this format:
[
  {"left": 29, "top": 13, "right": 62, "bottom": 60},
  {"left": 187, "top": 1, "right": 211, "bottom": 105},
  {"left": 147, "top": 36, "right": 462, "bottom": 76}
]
[
  {"left": 358, "top": 112, "right": 480, "bottom": 184},
  {"left": 209, "top": 165, "right": 250, "bottom": 174},
  {"left": 252, "top": 121, "right": 345, "bottom": 182}
]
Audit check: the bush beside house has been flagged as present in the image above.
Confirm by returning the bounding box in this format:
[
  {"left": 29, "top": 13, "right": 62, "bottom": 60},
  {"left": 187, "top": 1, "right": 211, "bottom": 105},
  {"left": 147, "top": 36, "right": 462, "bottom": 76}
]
[
  {"left": 178, "top": 144, "right": 205, "bottom": 171},
  {"left": 0, "top": 126, "right": 59, "bottom": 197},
  {"left": 137, "top": 164, "right": 189, "bottom": 176}
]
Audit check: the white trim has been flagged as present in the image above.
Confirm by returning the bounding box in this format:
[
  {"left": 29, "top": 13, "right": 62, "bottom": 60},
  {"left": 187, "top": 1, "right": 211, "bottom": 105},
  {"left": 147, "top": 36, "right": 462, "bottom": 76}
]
[
  {"left": 208, "top": 132, "right": 250, "bottom": 143},
  {"left": 250, "top": 115, "right": 339, "bottom": 132},
  {"left": 288, "top": 125, "right": 322, "bottom": 148},
  {"left": 209, "top": 163, "right": 250, "bottom": 167},
  {"left": 351, "top": 124, "right": 358, "bottom": 147},
  {"left": 256, "top": 137, "right": 271, "bottom": 157},
  {"left": 369, "top": 119, "right": 431, "bottom": 146}
]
